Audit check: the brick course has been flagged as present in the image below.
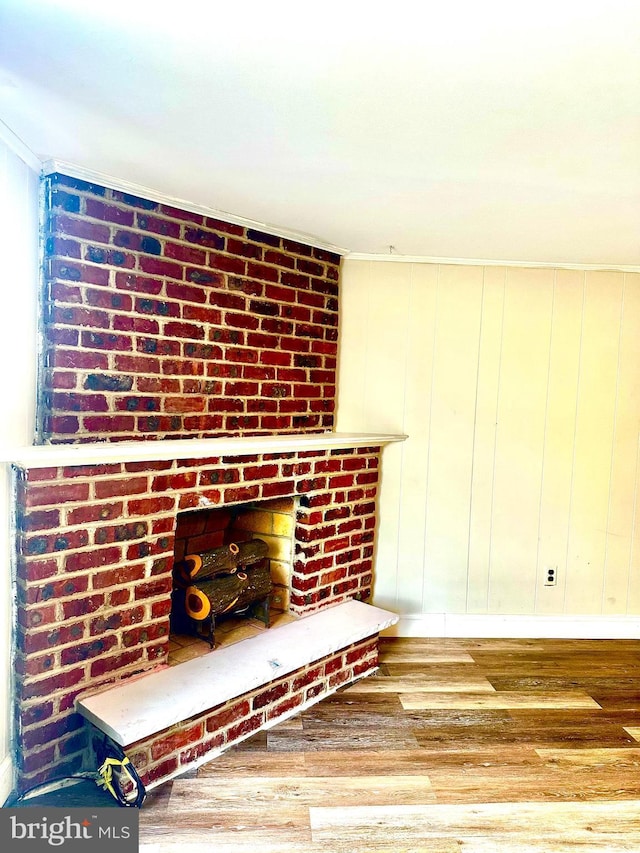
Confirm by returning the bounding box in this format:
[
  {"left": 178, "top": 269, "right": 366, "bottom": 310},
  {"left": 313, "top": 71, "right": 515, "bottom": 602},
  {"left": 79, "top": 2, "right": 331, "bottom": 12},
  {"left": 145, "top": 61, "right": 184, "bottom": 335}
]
[{"left": 42, "top": 174, "right": 341, "bottom": 443}]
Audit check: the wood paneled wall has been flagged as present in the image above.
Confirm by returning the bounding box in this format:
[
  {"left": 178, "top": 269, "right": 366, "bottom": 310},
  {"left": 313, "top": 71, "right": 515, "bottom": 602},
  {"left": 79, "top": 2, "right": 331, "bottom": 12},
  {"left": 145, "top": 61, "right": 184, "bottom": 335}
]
[{"left": 337, "top": 260, "right": 640, "bottom": 624}]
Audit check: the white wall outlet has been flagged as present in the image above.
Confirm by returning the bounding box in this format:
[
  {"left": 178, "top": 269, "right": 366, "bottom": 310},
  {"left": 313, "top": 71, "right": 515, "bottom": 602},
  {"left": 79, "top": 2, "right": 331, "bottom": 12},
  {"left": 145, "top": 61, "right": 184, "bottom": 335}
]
[{"left": 544, "top": 566, "right": 558, "bottom": 586}]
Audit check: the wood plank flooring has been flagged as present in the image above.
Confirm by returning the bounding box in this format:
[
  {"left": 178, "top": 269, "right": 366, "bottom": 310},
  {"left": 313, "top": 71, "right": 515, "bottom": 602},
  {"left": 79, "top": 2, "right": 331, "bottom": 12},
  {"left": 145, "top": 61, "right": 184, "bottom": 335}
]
[{"left": 138, "top": 637, "right": 640, "bottom": 852}]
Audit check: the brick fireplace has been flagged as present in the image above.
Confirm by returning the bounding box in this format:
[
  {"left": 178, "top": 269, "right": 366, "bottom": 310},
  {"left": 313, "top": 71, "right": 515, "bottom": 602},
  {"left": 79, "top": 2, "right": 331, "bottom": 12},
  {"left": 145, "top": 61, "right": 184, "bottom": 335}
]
[{"left": 11, "top": 171, "right": 402, "bottom": 794}]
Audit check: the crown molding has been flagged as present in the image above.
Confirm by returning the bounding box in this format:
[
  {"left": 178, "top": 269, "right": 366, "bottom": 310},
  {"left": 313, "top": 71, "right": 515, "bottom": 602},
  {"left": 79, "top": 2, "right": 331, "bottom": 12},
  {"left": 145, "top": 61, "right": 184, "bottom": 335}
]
[
  {"left": 41, "top": 158, "right": 350, "bottom": 256},
  {"left": 24, "top": 157, "right": 640, "bottom": 271},
  {"left": 346, "top": 252, "right": 640, "bottom": 274},
  {"left": 0, "top": 120, "right": 41, "bottom": 172}
]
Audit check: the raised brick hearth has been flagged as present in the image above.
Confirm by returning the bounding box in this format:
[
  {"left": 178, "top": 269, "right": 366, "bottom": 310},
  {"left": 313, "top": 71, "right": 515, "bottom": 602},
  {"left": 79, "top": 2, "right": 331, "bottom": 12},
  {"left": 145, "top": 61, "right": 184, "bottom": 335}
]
[{"left": 10, "top": 170, "right": 403, "bottom": 795}]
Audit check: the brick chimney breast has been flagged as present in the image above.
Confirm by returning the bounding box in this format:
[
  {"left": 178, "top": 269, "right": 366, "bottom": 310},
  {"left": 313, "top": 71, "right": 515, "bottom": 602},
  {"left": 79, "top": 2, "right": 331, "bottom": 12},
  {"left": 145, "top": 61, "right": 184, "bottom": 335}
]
[{"left": 41, "top": 174, "right": 341, "bottom": 444}]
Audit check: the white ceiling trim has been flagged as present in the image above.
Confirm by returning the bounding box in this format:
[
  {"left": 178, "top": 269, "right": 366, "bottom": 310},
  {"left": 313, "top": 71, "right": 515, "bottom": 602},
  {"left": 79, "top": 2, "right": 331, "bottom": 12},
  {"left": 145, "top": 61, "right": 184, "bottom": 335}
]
[
  {"left": 42, "top": 159, "right": 350, "bottom": 256},
  {"left": 36, "top": 158, "right": 640, "bottom": 273},
  {"left": 346, "top": 253, "right": 640, "bottom": 274},
  {"left": 0, "top": 119, "right": 41, "bottom": 172}
]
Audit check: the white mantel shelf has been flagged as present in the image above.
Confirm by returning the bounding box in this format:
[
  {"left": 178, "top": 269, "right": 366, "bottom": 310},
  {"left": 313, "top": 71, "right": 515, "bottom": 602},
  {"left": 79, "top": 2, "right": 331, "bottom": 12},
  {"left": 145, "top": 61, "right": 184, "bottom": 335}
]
[
  {"left": 5, "top": 431, "right": 407, "bottom": 470},
  {"left": 76, "top": 600, "right": 399, "bottom": 747}
]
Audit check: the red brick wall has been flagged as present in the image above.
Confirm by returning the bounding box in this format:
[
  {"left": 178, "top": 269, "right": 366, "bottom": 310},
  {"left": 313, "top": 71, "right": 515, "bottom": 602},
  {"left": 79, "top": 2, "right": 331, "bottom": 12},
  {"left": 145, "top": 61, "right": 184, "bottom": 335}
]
[
  {"left": 14, "top": 447, "right": 380, "bottom": 788},
  {"left": 42, "top": 173, "right": 341, "bottom": 442}
]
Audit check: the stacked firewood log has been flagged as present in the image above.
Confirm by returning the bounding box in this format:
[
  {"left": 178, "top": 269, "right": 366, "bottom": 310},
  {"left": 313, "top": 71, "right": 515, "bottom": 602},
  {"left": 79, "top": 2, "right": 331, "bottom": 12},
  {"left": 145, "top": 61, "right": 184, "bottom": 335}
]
[{"left": 172, "top": 539, "right": 273, "bottom": 645}]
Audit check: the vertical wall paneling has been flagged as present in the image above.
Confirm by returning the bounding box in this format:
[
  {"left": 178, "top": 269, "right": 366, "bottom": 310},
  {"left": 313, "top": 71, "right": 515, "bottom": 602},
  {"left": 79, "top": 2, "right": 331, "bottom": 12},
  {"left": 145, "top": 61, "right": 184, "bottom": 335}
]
[
  {"left": 603, "top": 273, "right": 640, "bottom": 613},
  {"left": 627, "top": 432, "right": 640, "bottom": 613},
  {"left": 488, "top": 268, "right": 554, "bottom": 613},
  {"left": 423, "top": 265, "right": 483, "bottom": 612},
  {"left": 364, "top": 262, "right": 412, "bottom": 607},
  {"left": 338, "top": 258, "right": 640, "bottom": 631},
  {"left": 535, "top": 270, "right": 584, "bottom": 615},
  {"left": 565, "top": 272, "right": 624, "bottom": 613},
  {"left": 466, "top": 266, "right": 506, "bottom": 612},
  {"left": 336, "top": 261, "right": 404, "bottom": 608},
  {"left": 361, "top": 261, "right": 411, "bottom": 433},
  {"left": 373, "top": 439, "right": 404, "bottom": 610},
  {"left": 395, "top": 263, "right": 438, "bottom": 613}
]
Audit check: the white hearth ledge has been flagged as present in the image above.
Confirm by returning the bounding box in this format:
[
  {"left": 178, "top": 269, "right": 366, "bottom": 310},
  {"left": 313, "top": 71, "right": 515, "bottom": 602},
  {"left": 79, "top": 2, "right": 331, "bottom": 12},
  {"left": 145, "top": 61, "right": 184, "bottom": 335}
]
[
  {"left": 76, "top": 600, "right": 398, "bottom": 747},
  {"left": 5, "top": 431, "right": 407, "bottom": 470}
]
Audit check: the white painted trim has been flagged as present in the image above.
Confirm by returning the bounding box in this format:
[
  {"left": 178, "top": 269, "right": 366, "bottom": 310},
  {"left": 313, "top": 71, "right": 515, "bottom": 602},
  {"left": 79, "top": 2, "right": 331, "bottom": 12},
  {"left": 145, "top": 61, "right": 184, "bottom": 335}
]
[
  {"left": 35, "top": 161, "right": 640, "bottom": 270},
  {"left": 346, "top": 253, "right": 640, "bottom": 274},
  {"left": 0, "top": 753, "right": 14, "bottom": 806},
  {"left": 5, "top": 431, "right": 407, "bottom": 469},
  {"left": 42, "top": 159, "right": 350, "bottom": 256},
  {"left": 382, "top": 613, "right": 640, "bottom": 639},
  {"left": 0, "top": 121, "right": 41, "bottom": 172}
]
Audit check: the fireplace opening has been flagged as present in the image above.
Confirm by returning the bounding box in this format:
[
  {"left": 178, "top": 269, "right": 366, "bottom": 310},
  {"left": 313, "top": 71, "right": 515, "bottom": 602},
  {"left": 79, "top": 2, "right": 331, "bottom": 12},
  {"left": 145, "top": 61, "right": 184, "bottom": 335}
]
[{"left": 168, "top": 498, "right": 298, "bottom": 663}]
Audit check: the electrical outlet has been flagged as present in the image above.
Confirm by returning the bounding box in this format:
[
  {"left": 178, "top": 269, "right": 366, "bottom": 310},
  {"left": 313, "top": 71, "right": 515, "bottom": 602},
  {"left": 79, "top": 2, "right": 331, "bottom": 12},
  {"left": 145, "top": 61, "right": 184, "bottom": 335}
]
[{"left": 544, "top": 566, "right": 558, "bottom": 587}]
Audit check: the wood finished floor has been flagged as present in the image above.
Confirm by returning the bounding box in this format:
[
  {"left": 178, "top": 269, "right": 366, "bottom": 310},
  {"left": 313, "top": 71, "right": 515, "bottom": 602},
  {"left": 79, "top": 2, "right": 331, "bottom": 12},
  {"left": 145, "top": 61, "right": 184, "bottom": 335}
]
[{"left": 139, "top": 637, "right": 640, "bottom": 852}]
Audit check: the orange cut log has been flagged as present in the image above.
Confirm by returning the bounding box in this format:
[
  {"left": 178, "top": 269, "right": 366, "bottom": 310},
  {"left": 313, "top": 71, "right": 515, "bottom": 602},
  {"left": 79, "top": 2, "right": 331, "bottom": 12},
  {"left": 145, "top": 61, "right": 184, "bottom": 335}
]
[{"left": 185, "top": 586, "right": 211, "bottom": 620}]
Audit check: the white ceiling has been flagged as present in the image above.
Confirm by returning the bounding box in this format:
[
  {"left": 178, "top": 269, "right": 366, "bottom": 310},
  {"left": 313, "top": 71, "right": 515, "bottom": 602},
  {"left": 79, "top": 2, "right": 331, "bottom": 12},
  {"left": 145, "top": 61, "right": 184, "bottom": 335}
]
[{"left": 0, "top": 0, "right": 638, "bottom": 264}]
